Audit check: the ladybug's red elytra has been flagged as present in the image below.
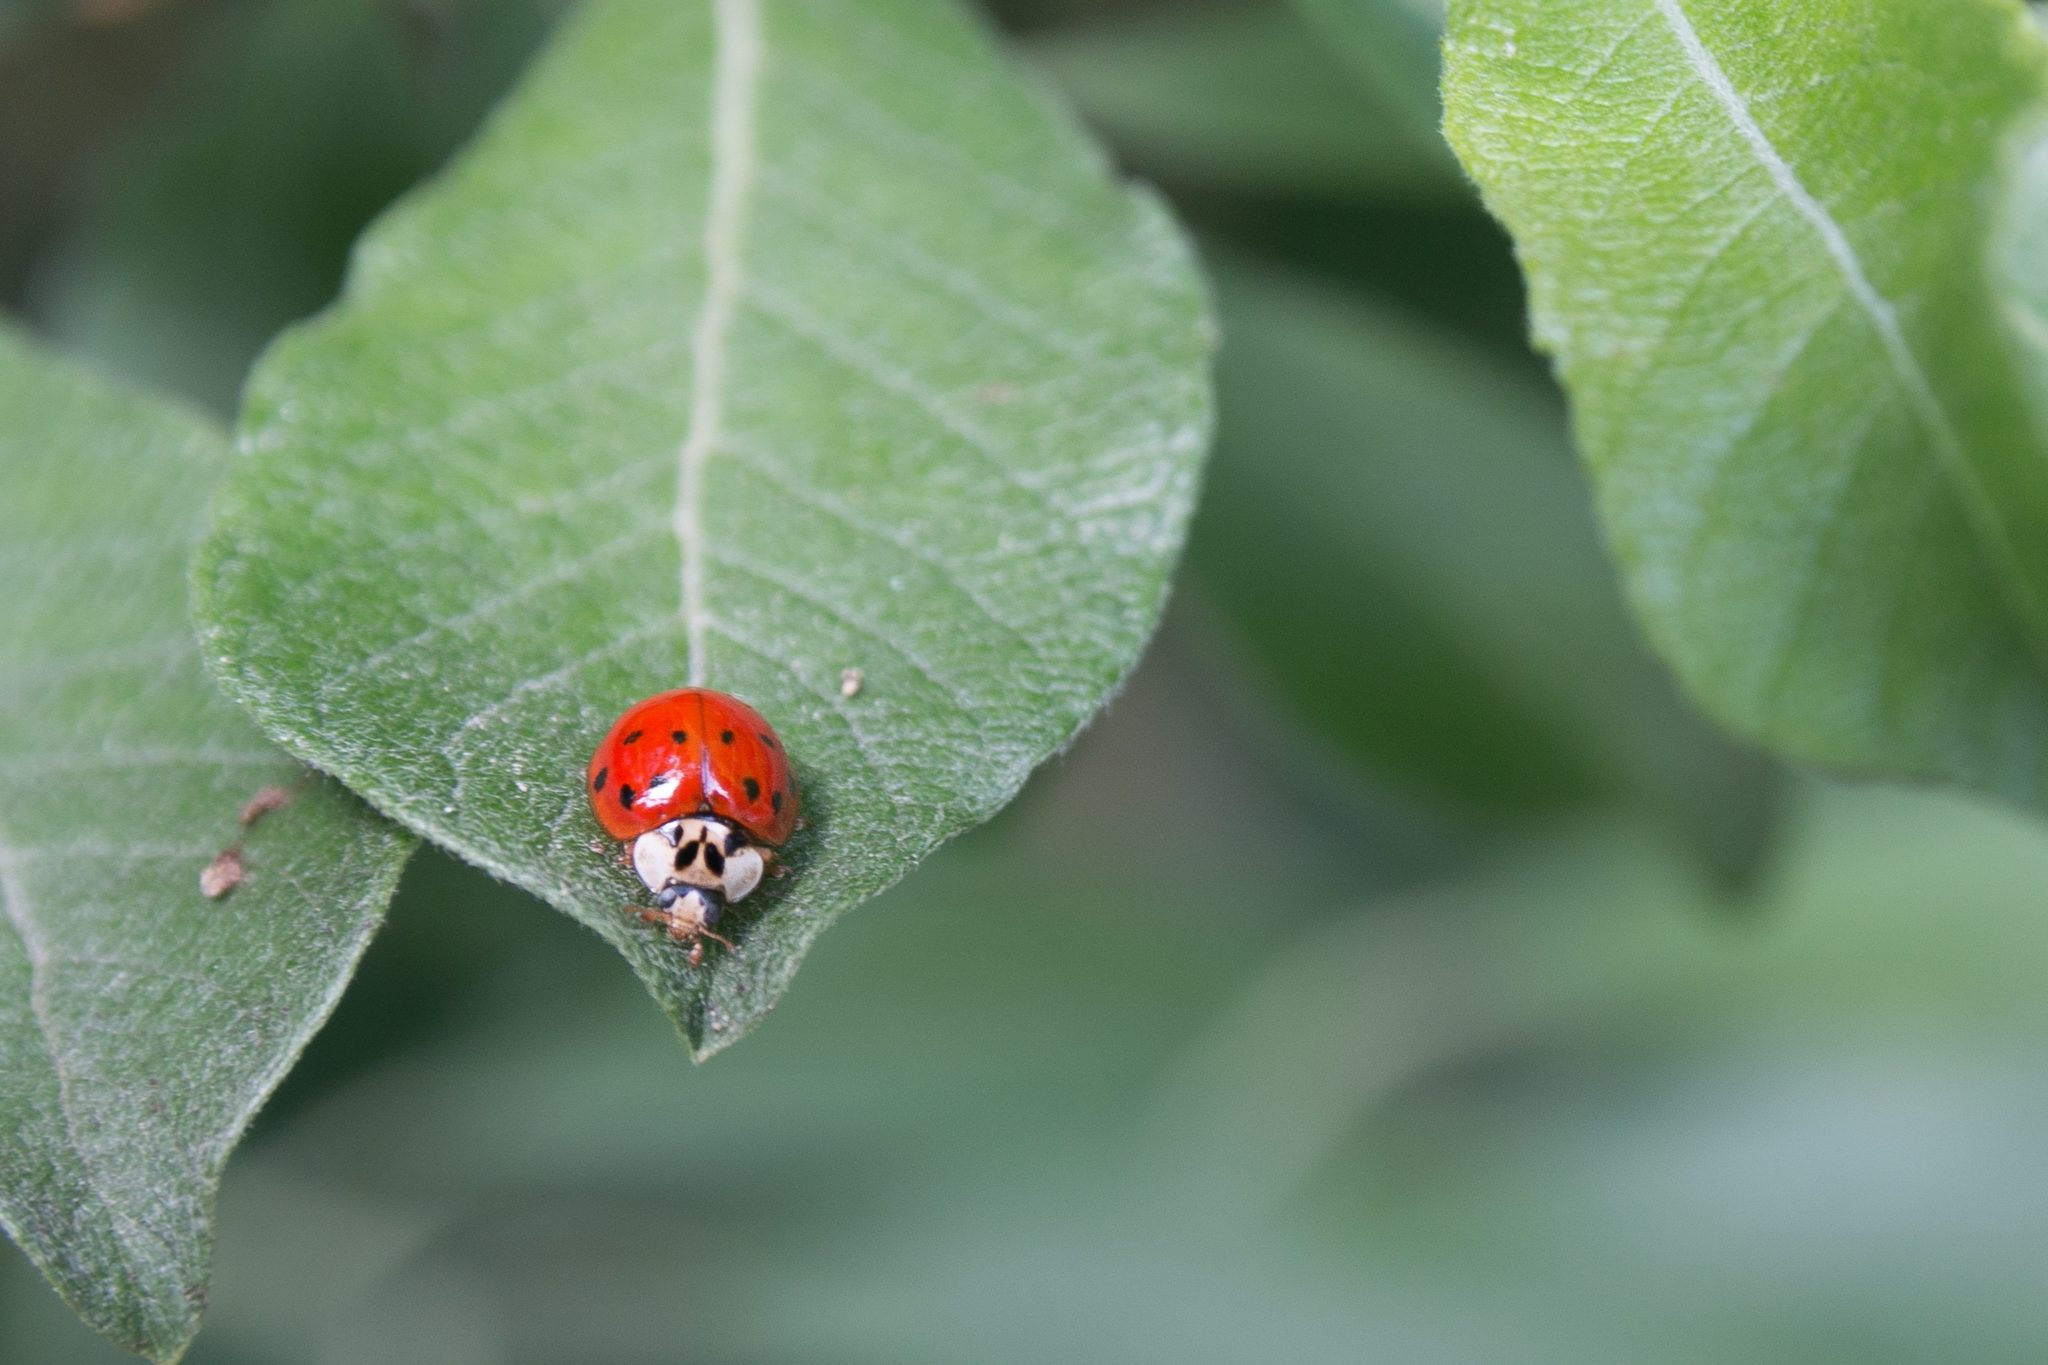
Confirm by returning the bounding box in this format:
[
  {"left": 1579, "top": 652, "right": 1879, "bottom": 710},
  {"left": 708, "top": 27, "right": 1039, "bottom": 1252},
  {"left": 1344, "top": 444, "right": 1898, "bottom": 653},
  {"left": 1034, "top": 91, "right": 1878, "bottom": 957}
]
[{"left": 588, "top": 687, "right": 799, "bottom": 963}]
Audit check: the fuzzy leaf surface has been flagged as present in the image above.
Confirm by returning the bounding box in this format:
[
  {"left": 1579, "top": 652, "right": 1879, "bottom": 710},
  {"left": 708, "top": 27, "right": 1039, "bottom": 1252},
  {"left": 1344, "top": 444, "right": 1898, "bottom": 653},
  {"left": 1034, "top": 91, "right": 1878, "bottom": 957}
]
[
  {"left": 195, "top": 0, "right": 1212, "bottom": 1057},
  {"left": 0, "top": 331, "right": 412, "bottom": 1361},
  {"left": 1444, "top": 0, "right": 2048, "bottom": 807}
]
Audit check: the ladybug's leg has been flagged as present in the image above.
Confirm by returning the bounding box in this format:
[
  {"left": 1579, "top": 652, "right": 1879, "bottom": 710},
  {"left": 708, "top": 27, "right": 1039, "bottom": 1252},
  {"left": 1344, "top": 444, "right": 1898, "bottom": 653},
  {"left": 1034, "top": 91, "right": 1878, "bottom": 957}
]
[
  {"left": 667, "top": 920, "right": 733, "bottom": 969},
  {"left": 688, "top": 892, "right": 735, "bottom": 953}
]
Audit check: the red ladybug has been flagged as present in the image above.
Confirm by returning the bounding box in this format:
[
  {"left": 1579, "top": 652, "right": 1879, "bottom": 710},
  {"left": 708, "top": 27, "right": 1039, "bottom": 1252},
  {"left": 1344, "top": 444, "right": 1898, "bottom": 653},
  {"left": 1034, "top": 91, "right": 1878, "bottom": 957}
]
[{"left": 588, "top": 687, "right": 799, "bottom": 963}]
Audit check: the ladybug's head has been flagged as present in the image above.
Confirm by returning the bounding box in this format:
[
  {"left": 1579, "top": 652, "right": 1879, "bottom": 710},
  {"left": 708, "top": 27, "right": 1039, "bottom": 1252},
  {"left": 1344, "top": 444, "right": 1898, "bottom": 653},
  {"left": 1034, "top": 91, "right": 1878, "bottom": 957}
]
[
  {"left": 645, "top": 884, "right": 733, "bottom": 966},
  {"left": 656, "top": 883, "right": 721, "bottom": 930}
]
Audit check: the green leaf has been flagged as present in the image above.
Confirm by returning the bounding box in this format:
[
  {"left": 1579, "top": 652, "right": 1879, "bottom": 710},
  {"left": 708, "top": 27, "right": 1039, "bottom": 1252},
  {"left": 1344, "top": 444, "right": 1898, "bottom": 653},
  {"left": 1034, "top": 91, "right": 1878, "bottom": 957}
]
[
  {"left": 194, "top": 0, "right": 1212, "bottom": 1058},
  {"left": 1993, "top": 118, "right": 2048, "bottom": 449},
  {"left": 1029, "top": 2, "right": 1459, "bottom": 202},
  {"left": 1195, "top": 259, "right": 1775, "bottom": 877},
  {"left": 0, "top": 329, "right": 413, "bottom": 1361},
  {"left": 1443, "top": 0, "right": 2048, "bottom": 809}
]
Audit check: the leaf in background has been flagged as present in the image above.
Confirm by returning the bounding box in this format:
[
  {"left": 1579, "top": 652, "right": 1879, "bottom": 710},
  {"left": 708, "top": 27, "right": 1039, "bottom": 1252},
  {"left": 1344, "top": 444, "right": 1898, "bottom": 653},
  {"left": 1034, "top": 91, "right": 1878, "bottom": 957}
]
[
  {"left": 1443, "top": 0, "right": 2048, "bottom": 811},
  {"left": 1289, "top": 0, "right": 1446, "bottom": 140},
  {"left": 1993, "top": 118, "right": 2048, "bottom": 450},
  {"left": 29, "top": 0, "right": 563, "bottom": 415},
  {"left": 1028, "top": 1, "right": 1460, "bottom": 203},
  {"left": 0, "top": 329, "right": 413, "bottom": 1361},
  {"left": 194, "top": 0, "right": 1212, "bottom": 1058},
  {"left": 1195, "top": 259, "right": 1776, "bottom": 879}
]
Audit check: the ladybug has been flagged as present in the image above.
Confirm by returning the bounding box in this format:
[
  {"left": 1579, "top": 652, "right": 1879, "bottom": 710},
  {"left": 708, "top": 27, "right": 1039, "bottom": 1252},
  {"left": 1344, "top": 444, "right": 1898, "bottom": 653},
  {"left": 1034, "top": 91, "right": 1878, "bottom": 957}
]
[{"left": 588, "top": 687, "right": 799, "bottom": 964}]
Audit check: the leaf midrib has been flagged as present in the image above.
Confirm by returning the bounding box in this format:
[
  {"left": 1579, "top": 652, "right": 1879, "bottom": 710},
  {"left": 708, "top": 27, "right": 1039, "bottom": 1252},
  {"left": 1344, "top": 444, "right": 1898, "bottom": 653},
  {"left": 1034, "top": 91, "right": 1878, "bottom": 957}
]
[
  {"left": 1650, "top": 0, "right": 2048, "bottom": 671},
  {"left": 677, "top": 0, "right": 764, "bottom": 687}
]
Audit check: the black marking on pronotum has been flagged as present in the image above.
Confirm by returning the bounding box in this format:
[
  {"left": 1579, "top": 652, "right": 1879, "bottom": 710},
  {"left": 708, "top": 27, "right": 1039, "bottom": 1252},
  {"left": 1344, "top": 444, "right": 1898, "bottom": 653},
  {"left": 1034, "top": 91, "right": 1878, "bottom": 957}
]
[
  {"left": 593, "top": 766, "right": 608, "bottom": 791},
  {"left": 743, "top": 776, "right": 761, "bottom": 801},
  {"left": 758, "top": 732, "right": 777, "bottom": 749},
  {"left": 675, "top": 839, "right": 699, "bottom": 870},
  {"left": 720, "top": 729, "right": 735, "bottom": 744},
  {"left": 618, "top": 783, "right": 636, "bottom": 809},
  {"left": 703, "top": 843, "right": 726, "bottom": 876},
  {"left": 623, "top": 730, "right": 643, "bottom": 745},
  {"left": 672, "top": 729, "right": 688, "bottom": 744},
  {"left": 771, "top": 789, "right": 784, "bottom": 814},
  {"left": 722, "top": 825, "right": 744, "bottom": 853}
]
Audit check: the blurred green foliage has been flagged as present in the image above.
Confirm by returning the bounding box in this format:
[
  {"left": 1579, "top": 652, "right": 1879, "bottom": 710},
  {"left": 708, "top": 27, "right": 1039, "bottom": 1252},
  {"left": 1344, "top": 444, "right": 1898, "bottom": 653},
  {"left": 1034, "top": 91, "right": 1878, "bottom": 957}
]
[{"left": 5, "top": 0, "right": 2044, "bottom": 1360}]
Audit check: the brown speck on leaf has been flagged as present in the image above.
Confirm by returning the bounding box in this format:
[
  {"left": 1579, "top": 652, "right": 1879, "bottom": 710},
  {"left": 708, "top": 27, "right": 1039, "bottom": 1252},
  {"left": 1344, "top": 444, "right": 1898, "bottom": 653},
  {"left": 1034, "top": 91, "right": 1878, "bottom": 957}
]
[
  {"left": 239, "top": 785, "right": 296, "bottom": 826},
  {"left": 840, "top": 666, "right": 864, "bottom": 699},
  {"left": 201, "top": 847, "right": 246, "bottom": 899}
]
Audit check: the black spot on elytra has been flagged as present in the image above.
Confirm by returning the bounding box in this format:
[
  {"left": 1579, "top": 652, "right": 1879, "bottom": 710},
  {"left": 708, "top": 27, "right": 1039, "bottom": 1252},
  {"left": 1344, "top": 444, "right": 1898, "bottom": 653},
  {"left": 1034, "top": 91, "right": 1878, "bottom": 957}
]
[
  {"left": 618, "top": 783, "right": 636, "bottom": 809},
  {"left": 720, "top": 729, "right": 734, "bottom": 744},
  {"left": 623, "top": 730, "right": 642, "bottom": 744},
  {"left": 703, "top": 843, "right": 726, "bottom": 876},
  {"left": 759, "top": 732, "right": 777, "bottom": 749},
  {"left": 672, "top": 729, "right": 688, "bottom": 744},
  {"left": 592, "top": 767, "right": 608, "bottom": 791},
  {"left": 743, "top": 777, "right": 761, "bottom": 801},
  {"left": 771, "top": 789, "right": 784, "bottom": 814}
]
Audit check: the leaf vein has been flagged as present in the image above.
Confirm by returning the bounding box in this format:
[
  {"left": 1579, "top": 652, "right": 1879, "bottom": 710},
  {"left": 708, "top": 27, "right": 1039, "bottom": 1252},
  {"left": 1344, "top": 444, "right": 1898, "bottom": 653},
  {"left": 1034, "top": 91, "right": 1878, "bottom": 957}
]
[
  {"left": 314, "top": 518, "right": 661, "bottom": 698},
  {"left": 0, "top": 809, "right": 160, "bottom": 1285},
  {"left": 743, "top": 280, "right": 1071, "bottom": 522},
  {"left": 704, "top": 547, "right": 980, "bottom": 710},
  {"left": 1652, "top": 0, "right": 2048, "bottom": 664},
  {"left": 677, "top": 0, "right": 764, "bottom": 687},
  {"left": 729, "top": 439, "right": 1058, "bottom": 671}
]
